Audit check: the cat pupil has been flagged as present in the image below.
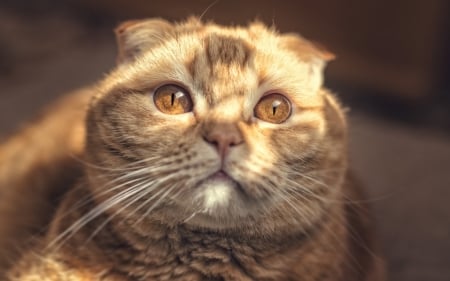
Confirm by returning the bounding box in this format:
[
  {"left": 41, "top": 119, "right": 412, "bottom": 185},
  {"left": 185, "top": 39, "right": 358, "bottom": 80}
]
[
  {"left": 172, "top": 91, "right": 185, "bottom": 106},
  {"left": 171, "top": 93, "right": 175, "bottom": 106},
  {"left": 272, "top": 100, "right": 281, "bottom": 115}
]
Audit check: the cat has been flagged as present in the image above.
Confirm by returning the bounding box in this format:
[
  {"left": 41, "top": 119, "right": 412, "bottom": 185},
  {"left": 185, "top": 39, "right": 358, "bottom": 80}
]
[{"left": 0, "top": 17, "right": 385, "bottom": 281}]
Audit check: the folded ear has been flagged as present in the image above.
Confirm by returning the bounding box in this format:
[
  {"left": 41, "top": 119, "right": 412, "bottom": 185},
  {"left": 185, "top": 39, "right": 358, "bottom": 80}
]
[
  {"left": 281, "top": 34, "right": 335, "bottom": 62},
  {"left": 115, "top": 18, "right": 174, "bottom": 64},
  {"left": 280, "top": 34, "right": 335, "bottom": 92}
]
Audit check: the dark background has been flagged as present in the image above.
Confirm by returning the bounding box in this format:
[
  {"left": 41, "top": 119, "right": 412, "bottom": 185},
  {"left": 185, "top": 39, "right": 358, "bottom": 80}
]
[{"left": 0, "top": 1, "right": 449, "bottom": 280}]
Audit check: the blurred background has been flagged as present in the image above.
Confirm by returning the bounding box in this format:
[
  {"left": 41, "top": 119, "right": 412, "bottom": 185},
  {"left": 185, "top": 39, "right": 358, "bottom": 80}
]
[{"left": 0, "top": 0, "right": 449, "bottom": 280}]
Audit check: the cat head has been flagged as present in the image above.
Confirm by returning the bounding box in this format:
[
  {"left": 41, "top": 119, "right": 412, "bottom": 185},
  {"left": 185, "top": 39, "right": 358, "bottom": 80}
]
[{"left": 85, "top": 18, "right": 346, "bottom": 237}]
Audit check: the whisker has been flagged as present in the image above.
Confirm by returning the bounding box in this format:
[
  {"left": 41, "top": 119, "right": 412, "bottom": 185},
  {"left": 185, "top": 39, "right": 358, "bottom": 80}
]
[
  {"left": 132, "top": 183, "right": 179, "bottom": 227},
  {"left": 48, "top": 179, "right": 151, "bottom": 249},
  {"left": 60, "top": 177, "right": 145, "bottom": 220},
  {"left": 67, "top": 164, "right": 185, "bottom": 216},
  {"left": 284, "top": 172, "right": 391, "bottom": 205},
  {"left": 69, "top": 153, "right": 165, "bottom": 172},
  {"left": 84, "top": 179, "right": 159, "bottom": 243},
  {"left": 199, "top": 0, "right": 219, "bottom": 21},
  {"left": 280, "top": 191, "right": 362, "bottom": 272},
  {"left": 277, "top": 189, "right": 316, "bottom": 229},
  {"left": 86, "top": 173, "right": 182, "bottom": 242}
]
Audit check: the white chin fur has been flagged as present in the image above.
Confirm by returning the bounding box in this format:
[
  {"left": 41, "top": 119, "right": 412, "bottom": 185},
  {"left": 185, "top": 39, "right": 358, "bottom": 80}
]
[{"left": 202, "top": 180, "right": 232, "bottom": 210}]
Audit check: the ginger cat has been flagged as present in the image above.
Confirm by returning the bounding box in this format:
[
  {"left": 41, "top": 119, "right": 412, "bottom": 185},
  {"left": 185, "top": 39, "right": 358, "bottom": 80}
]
[{"left": 0, "top": 18, "right": 385, "bottom": 281}]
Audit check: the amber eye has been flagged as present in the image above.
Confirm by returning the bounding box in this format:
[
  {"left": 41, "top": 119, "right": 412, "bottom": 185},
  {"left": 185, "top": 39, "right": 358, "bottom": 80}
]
[
  {"left": 153, "top": 84, "right": 193, "bottom": 114},
  {"left": 254, "top": 93, "right": 291, "bottom": 124}
]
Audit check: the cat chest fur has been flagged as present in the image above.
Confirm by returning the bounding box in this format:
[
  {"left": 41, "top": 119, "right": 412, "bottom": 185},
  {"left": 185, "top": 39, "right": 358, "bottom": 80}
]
[
  {"left": 44, "top": 193, "right": 348, "bottom": 281},
  {"left": 64, "top": 224, "right": 346, "bottom": 281}
]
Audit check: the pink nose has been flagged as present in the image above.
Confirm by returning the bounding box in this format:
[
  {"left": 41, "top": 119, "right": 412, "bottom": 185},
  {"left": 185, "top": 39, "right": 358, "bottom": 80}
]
[{"left": 203, "top": 123, "right": 243, "bottom": 159}]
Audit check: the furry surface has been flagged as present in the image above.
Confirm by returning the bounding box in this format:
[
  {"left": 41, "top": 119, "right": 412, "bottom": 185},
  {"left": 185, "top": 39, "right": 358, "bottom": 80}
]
[{"left": 1, "top": 18, "right": 384, "bottom": 280}]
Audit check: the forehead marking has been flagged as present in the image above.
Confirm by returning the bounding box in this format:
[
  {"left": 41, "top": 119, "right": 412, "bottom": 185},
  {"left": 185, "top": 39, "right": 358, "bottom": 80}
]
[
  {"left": 188, "top": 35, "right": 252, "bottom": 106},
  {"left": 206, "top": 34, "right": 251, "bottom": 66}
]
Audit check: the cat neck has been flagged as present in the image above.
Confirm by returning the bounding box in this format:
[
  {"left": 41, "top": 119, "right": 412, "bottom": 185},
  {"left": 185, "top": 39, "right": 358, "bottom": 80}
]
[{"left": 46, "top": 183, "right": 351, "bottom": 281}]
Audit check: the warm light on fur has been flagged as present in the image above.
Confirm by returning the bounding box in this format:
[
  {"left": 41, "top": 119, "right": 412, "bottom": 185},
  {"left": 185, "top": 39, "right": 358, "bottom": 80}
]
[{"left": 0, "top": 18, "right": 385, "bottom": 281}]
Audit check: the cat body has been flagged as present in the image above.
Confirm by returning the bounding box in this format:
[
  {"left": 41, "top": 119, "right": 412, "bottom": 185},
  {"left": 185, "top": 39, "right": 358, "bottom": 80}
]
[{"left": 0, "top": 18, "right": 385, "bottom": 281}]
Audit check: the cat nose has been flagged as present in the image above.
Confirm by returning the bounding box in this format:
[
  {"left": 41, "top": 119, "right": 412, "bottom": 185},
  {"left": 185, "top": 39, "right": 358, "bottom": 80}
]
[{"left": 203, "top": 123, "right": 243, "bottom": 159}]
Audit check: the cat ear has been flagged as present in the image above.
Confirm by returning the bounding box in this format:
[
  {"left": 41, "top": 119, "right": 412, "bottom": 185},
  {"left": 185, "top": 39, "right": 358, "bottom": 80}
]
[
  {"left": 280, "top": 34, "right": 335, "bottom": 91},
  {"left": 115, "top": 18, "right": 174, "bottom": 64},
  {"left": 281, "top": 34, "right": 335, "bottom": 62}
]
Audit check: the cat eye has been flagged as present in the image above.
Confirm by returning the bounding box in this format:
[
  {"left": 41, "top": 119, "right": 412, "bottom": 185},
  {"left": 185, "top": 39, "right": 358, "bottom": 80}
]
[
  {"left": 153, "top": 84, "right": 193, "bottom": 114},
  {"left": 254, "top": 93, "right": 291, "bottom": 123}
]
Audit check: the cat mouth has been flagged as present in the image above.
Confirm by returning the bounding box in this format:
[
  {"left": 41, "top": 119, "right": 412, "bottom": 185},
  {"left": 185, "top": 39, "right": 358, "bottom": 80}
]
[
  {"left": 208, "top": 170, "right": 234, "bottom": 182},
  {"left": 195, "top": 169, "right": 250, "bottom": 208},
  {"left": 204, "top": 170, "right": 247, "bottom": 194}
]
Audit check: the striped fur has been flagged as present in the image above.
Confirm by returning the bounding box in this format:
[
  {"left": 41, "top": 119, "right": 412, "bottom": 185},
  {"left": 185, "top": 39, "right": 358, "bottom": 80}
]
[{"left": 2, "top": 18, "right": 385, "bottom": 281}]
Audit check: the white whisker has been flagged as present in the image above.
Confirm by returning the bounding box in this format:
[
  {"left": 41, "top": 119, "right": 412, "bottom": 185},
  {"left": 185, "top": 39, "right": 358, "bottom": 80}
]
[
  {"left": 132, "top": 183, "right": 179, "bottom": 227},
  {"left": 48, "top": 178, "right": 151, "bottom": 249}
]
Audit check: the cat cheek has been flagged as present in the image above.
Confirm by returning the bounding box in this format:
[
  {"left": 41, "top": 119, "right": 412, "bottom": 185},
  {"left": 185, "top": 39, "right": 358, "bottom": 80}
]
[{"left": 140, "top": 115, "right": 197, "bottom": 140}]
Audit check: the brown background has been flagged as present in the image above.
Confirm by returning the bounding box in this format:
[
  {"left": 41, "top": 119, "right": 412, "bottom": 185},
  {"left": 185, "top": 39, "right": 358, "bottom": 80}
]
[{"left": 0, "top": 1, "right": 449, "bottom": 280}]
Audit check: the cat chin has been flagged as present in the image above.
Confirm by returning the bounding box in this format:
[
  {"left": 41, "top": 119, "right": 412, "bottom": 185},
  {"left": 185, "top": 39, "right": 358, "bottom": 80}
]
[
  {"left": 201, "top": 180, "right": 234, "bottom": 209},
  {"left": 193, "top": 177, "right": 246, "bottom": 212},
  {"left": 157, "top": 177, "right": 248, "bottom": 228}
]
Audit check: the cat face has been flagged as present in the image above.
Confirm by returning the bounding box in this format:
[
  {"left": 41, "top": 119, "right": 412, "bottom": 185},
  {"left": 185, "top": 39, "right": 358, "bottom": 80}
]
[{"left": 85, "top": 18, "right": 347, "bottom": 235}]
